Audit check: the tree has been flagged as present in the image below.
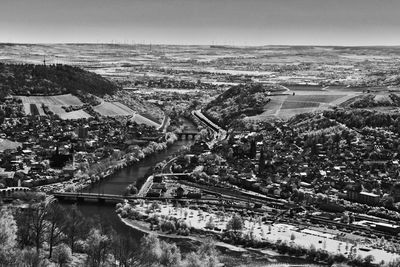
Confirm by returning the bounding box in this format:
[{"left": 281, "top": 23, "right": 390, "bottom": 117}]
[
  {"left": 85, "top": 229, "right": 110, "bottom": 267},
  {"left": 32, "top": 196, "right": 56, "bottom": 253},
  {"left": 363, "top": 255, "right": 375, "bottom": 267},
  {"left": 18, "top": 247, "right": 40, "bottom": 267},
  {"left": 109, "top": 230, "right": 138, "bottom": 267},
  {"left": 159, "top": 241, "right": 181, "bottom": 267},
  {"left": 381, "top": 195, "right": 395, "bottom": 209},
  {"left": 135, "top": 234, "right": 183, "bottom": 267},
  {"left": 198, "top": 238, "right": 219, "bottom": 266},
  {"left": 184, "top": 252, "right": 203, "bottom": 267},
  {"left": 46, "top": 202, "right": 65, "bottom": 258},
  {"left": 226, "top": 214, "right": 244, "bottom": 232},
  {"left": 137, "top": 234, "right": 162, "bottom": 266},
  {"left": 124, "top": 184, "right": 138, "bottom": 196},
  {"left": 290, "top": 233, "right": 296, "bottom": 242},
  {"left": 0, "top": 207, "right": 18, "bottom": 265},
  {"left": 182, "top": 239, "right": 219, "bottom": 267},
  {"left": 15, "top": 196, "right": 55, "bottom": 253},
  {"left": 62, "top": 205, "right": 86, "bottom": 252},
  {"left": 52, "top": 243, "right": 72, "bottom": 267},
  {"left": 160, "top": 220, "right": 176, "bottom": 233}
]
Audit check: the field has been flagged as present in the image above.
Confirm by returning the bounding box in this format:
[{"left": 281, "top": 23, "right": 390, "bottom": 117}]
[
  {"left": 280, "top": 100, "right": 320, "bottom": 110},
  {"left": 131, "top": 114, "right": 161, "bottom": 128},
  {"left": 284, "top": 85, "right": 325, "bottom": 91},
  {"left": 17, "top": 94, "right": 91, "bottom": 119},
  {"left": 246, "top": 88, "right": 360, "bottom": 121},
  {"left": 47, "top": 105, "right": 92, "bottom": 120},
  {"left": 93, "top": 101, "right": 135, "bottom": 117},
  {"left": 93, "top": 101, "right": 161, "bottom": 128},
  {"left": 16, "top": 94, "right": 83, "bottom": 106}
]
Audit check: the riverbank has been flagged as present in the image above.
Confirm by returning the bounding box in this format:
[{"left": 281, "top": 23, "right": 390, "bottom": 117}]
[
  {"left": 119, "top": 215, "right": 249, "bottom": 254},
  {"left": 36, "top": 132, "right": 179, "bottom": 193},
  {"left": 118, "top": 215, "right": 323, "bottom": 267}
]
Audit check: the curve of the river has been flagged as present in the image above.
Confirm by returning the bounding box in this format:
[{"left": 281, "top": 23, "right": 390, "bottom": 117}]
[{"left": 60, "top": 119, "right": 195, "bottom": 245}]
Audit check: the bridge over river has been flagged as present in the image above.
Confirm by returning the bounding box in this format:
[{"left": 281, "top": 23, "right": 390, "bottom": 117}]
[{"left": 53, "top": 191, "right": 221, "bottom": 205}]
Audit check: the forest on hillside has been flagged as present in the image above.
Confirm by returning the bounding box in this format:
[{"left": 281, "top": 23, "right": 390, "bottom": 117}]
[
  {"left": 0, "top": 63, "right": 120, "bottom": 98},
  {"left": 204, "top": 84, "right": 284, "bottom": 126}
]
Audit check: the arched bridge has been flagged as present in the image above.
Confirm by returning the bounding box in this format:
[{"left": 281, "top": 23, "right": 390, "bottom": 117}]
[
  {"left": 0, "top": 187, "right": 30, "bottom": 199},
  {"left": 176, "top": 131, "right": 199, "bottom": 140}
]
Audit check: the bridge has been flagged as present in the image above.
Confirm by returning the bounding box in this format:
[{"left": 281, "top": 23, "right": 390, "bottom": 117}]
[
  {"left": 154, "top": 173, "right": 191, "bottom": 178},
  {"left": 0, "top": 187, "right": 30, "bottom": 199},
  {"left": 176, "top": 131, "right": 199, "bottom": 140},
  {"left": 52, "top": 192, "right": 221, "bottom": 204}
]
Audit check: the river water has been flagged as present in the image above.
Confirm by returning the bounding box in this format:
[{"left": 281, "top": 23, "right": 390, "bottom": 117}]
[
  {"left": 65, "top": 139, "right": 192, "bottom": 244},
  {"left": 60, "top": 120, "right": 194, "bottom": 244}
]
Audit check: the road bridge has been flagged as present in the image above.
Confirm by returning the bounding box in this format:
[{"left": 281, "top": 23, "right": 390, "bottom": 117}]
[
  {"left": 176, "top": 131, "right": 199, "bottom": 140},
  {"left": 52, "top": 192, "right": 222, "bottom": 205}
]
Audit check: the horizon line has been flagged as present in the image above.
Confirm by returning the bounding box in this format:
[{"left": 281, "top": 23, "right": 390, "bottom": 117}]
[{"left": 1, "top": 42, "right": 400, "bottom": 49}]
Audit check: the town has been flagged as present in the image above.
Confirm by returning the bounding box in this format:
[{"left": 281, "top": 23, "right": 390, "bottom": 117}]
[{"left": 1, "top": 44, "right": 400, "bottom": 267}]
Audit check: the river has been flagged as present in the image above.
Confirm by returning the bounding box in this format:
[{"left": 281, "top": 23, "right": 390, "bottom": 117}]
[{"left": 60, "top": 120, "right": 194, "bottom": 244}]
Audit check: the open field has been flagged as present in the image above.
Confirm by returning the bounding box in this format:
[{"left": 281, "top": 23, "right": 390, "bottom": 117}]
[
  {"left": 58, "top": 110, "right": 91, "bottom": 120},
  {"left": 247, "top": 88, "right": 361, "bottom": 121},
  {"left": 17, "top": 94, "right": 91, "bottom": 119},
  {"left": 48, "top": 106, "right": 92, "bottom": 120},
  {"left": 93, "top": 101, "right": 135, "bottom": 117},
  {"left": 280, "top": 100, "right": 320, "bottom": 110},
  {"left": 16, "top": 94, "right": 83, "bottom": 106},
  {"left": 131, "top": 114, "right": 161, "bottom": 128},
  {"left": 286, "top": 94, "right": 346, "bottom": 103},
  {"left": 284, "top": 85, "right": 324, "bottom": 91},
  {"left": 22, "top": 103, "right": 46, "bottom": 116}
]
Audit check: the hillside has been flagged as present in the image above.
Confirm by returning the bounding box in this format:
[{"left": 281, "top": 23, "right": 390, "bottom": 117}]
[
  {"left": 340, "top": 92, "right": 400, "bottom": 109},
  {"left": 203, "top": 84, "right": 285, "bottom": 126},
  {"left": 0, "top": 63, "right": 120, "bottom": 97}
]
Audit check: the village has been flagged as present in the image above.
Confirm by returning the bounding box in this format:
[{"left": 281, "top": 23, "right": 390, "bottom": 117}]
[{"left": 0, "top": 94, "right": 172, "bottom": 192}]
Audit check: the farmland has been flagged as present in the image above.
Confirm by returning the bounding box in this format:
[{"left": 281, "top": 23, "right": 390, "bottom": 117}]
[
  {"left": 93, "top": 101, "right": 135, "bottom": 117},
  {"left": 16, "top": 94, "right": 84, "bottom": 106},
  {"left": 131, "top": 114, "right": 161, "bottom": 128},
  {"left": 92, "top": 101, "right": 162, "bottom": 128},
  {"left": 47, "top": 105, "right": 92, "bottom": 120},
  {"left": 280, "top": 100, "right": 320, "bottom": 110},
  {"left": 246, "top": 88, "right": 361, "bottom": 121},
  {"left": 16, "top": 94, "right": 91, "bottom": 119}
]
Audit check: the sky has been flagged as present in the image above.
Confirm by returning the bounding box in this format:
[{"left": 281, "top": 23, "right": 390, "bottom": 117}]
[{"left": 1, "top": 0, "right": 400, "bottom": 46}]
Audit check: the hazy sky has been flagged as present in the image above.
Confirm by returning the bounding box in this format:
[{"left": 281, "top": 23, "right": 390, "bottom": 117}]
[{"left": 1, "top": 0, "right": 400, "bottom": 45}]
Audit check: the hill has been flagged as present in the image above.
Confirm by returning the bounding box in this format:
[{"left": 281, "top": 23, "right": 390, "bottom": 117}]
[
  {"left": 0, "top": 63, "right": 120, "bottom": 97},
  {"left": 203, "top": 84, "right": 285, "bottom": 126},
  {"left": 340, "top": 92, "right": 400, "bottom": 109}
]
